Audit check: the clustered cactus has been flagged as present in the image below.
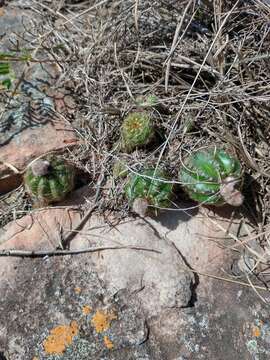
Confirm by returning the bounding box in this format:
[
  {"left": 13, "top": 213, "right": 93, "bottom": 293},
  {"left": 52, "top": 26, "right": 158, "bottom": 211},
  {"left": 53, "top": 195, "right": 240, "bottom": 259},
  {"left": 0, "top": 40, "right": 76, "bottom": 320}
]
[
  {"left": 179, "top": 148, "right": 243, "bottom": 206},
  {"left": 125, "top": 168, "right": 173, "bottom": 216},
  {"left": 120, "top": 112, "right": 155, "bottom": 153},
  {"left": 24, "top": 156, "right": 75, "bottom": 205},
  {"left": 123, "top": 148, "right": 244, "bottom": 215},
  {"left": 23, "top": 108, "right": 244, "bottom": 215}
]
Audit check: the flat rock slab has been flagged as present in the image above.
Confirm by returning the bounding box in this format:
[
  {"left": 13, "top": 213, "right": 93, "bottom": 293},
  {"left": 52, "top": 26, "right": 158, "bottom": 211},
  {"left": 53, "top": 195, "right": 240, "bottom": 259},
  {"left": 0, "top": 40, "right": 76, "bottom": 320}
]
[
  {"left": 0, "top": 255, "right": 150, "bottom": 360},
  {"left": 0, "top": 206, "right": 193, "bottom": 314},
  {"left": 70, "top": 215, "right": 193, "bottom": 315},
  {"left": 0, "top": 207, "right": 191, "bottom": 359},
  {"left": 1, "top": 202, "right": 270, "bottom": 359},
  {"left": 0, "top": 122, "right": 76, "bottom": 174}
]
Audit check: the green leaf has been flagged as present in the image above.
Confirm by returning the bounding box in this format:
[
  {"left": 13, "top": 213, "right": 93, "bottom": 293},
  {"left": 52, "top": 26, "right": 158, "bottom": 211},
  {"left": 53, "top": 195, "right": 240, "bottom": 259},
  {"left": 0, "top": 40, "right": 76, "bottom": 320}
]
[
  {"left": 1, "top": 78, "right": 12, "bottom": 89},
  {"left": 0, "top": 62, "right": 10, "bottom": 75}
]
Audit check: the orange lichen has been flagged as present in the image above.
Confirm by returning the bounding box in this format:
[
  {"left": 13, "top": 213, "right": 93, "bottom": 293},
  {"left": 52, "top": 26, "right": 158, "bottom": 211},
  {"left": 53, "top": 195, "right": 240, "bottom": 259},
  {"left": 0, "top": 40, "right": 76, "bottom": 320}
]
[
  {"left": 91, "top": 310, "right": 117, "bottom": 333},
  {"left": 74, "top": 287, "right": 82, "bottom": 295},
  {"left": 43, "top": 320, "right": 79, "bottom": 355},
  {"left": 252, "top": 326, "right": 261, "bottom": 338},
  {"left": 104, "top": 335, "right": 114, "bottom": 349},
  {"left": 82, "top": 305, "right": 92, "bottom": 315}
]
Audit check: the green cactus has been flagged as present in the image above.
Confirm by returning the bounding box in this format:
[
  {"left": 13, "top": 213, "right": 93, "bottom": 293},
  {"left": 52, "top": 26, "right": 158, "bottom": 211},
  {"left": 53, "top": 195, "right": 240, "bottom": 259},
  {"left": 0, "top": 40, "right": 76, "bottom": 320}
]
[
  {"left": 125, "top": 168, "right": 173, "bottom": 215},
  {"left": 179, "top": 148, "right": 243, "bottom": 206},
  {"left": 120, "top": 112, "right": 154, "bottom": 153},
  {"left": 24, "top": 156, "right": 75, "bottom": 204}
]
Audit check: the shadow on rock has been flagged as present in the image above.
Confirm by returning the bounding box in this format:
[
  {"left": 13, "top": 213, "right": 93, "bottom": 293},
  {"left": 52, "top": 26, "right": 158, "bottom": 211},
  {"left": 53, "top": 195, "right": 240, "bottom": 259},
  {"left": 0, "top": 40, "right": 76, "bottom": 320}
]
[{"left": 154, "top": 200, "right": 199, "bottom": 230}]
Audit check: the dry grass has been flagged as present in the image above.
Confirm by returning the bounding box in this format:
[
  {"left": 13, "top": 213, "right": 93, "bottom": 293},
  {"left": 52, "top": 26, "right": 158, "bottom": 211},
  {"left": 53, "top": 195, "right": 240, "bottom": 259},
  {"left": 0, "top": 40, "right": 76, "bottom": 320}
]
[{"left": 1, "top": 0, "right": 270, "bottom": 293}]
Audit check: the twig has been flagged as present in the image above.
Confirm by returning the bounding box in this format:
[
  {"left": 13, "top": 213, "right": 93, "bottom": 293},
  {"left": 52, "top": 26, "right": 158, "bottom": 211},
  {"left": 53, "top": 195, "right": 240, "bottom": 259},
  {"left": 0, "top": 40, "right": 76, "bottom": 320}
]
[
  {"left": 61, "top": 173, "right": 105, "bottom": 249},
  {"left": 246, "top": 273, "right": 267, "bottom": 303},
  {"left": 155, "top": 0, "right": 240, "bottom": 179},
  {"left": 0, "top": 245, "right": 161, "bottom": 258},
  {"left": 134, "top": 0, "right": 139, "bottom": 33},
  {"left": 171, "top": 242, "right": 270, "bottom": 293},
  {"left": 237, "top": 124, "right": 270, "bottom": 178},
  {"left": 164, "top": 0, "right": 193, "bottom": 93},
  {"left": 186, "top": 266, "right": 270, "bottom": 293}
]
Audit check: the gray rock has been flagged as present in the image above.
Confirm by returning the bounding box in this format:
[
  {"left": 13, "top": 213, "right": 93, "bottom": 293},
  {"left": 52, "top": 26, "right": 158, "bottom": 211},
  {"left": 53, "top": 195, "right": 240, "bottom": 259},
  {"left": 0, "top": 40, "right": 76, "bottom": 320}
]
[
  {"left": 71, "top": 215, "right": 193, "bottom": 316},
  {"left": 0, "top": 203, "right": 270, "bottom": 359}
]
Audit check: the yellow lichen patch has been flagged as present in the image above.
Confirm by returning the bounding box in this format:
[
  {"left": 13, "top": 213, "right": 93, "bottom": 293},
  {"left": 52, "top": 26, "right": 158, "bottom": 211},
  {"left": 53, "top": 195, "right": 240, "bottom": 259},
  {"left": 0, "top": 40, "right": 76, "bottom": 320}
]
[
  {"left": 252, "top": 326, "right": 261, "bottom": 338},
  {"left": 32, "top": 357, "right": 39, "bottom": 360},
  {"left": 91, "top": 310, "right": 117, "bottom": 333},
  {"left": 74, "top": 287, "right": 82, "bottom": 295},
  {"left": 104, "top": 335, "right": 114, "bottom": 349},
  {"left": 43, "top": 320, "right": 79, "bottom": 355},
  {"left": 82, "top": 305, "right": 92, "bottom": 315}
]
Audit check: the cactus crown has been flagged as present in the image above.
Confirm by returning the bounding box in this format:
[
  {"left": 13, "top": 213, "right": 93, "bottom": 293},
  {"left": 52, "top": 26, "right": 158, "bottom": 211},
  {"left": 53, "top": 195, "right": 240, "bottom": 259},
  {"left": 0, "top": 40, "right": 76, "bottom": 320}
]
[
  {"left": 179, "top": 148, "right": 243, "bottom": 206},
  {"left": 24, "top": 156, "right": 75, "bottom": 204},
  {"left": 125, "top": 168, "right": 173, "bottom": 214},
  {"left": 120, "top": 112, "right": 154, "bottom": 153}
]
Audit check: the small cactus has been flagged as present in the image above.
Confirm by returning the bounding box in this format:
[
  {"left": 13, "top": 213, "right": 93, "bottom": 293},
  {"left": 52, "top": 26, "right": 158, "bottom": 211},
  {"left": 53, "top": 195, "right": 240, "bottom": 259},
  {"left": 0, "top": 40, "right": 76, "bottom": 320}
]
[
  {"left": 24, "top": 156, "right": 75, "bottom": 204},
  {"left": 179, "top": 148, "right": 243, "bottom": 206},
  {"left": 120, "top": 112, "right": 154, "bottom": 153},
  {"left": 125, "top": 168, "right": 173, "bottom": 215}
]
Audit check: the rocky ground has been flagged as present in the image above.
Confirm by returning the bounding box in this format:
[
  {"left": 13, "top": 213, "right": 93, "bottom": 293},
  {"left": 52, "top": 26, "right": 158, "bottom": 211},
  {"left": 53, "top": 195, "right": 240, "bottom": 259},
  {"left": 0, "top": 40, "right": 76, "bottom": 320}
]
[
  {"left": 1, "top": 1, "right": 270, "bottom": 359},
  {"left": 1, "top": 187, "right": 270, "bottom": 360}
]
